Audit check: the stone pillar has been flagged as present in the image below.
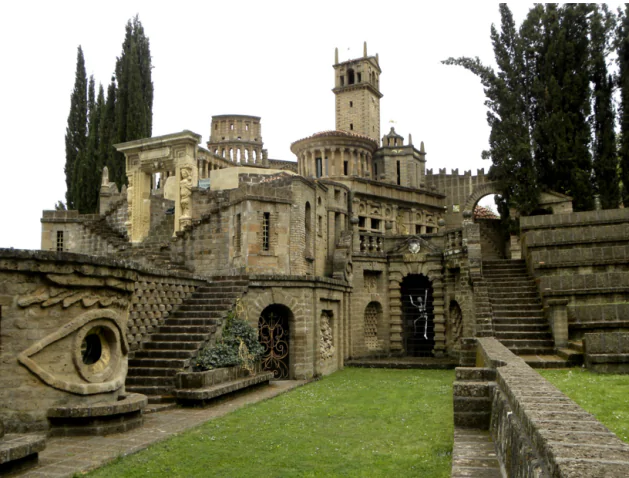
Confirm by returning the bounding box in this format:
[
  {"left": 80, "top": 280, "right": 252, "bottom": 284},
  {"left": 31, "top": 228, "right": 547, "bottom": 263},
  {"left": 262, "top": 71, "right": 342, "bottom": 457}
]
[
  {"left": 389, "top": 277, "right": 403, "bottom": 351},
  {"left": 546, "top": 299, "right": 569, "bottom": 348},
  {"left": 341, "top": 149, "right": 346, "bottom": 175},
  {"left": 432, "top": 276, "right": 446, "bottom": 357}
]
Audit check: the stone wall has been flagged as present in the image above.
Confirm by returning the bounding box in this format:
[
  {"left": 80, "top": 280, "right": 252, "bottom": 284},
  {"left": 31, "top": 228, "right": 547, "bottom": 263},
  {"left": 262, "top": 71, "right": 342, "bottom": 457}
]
[
  {"left": 0, "top": 250, "right": 135, "bottom": 433},
  {"left": 243, "top": 275, "right": 349, "bottom": 379},
  {"left": 584, "top": 332, "right": 629, "bottom": 373},
  {"left": 520, "top": 208, "right": 629, "bottom": 338},
  {"left": 475, "top": 337, "right": 629, "bottom": 477}
]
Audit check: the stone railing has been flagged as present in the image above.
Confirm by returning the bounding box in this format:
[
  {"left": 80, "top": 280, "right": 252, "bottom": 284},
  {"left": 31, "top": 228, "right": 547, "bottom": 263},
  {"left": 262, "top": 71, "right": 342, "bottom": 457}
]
[
  {"left": 358, "top": 232, "right": 384, "bottom": 254},
  {"left": 460, "top": 337, "right": 629, "bottom": 477}
]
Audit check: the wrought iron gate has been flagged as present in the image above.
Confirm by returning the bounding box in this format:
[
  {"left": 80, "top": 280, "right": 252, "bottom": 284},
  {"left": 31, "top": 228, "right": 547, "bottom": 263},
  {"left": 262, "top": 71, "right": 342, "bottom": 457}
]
[
  {"left": 258, "top": 311, "right": 289, "bottom": 379},
  {"left": 401, "top": 275, "right": 435, "bottom": 356}
]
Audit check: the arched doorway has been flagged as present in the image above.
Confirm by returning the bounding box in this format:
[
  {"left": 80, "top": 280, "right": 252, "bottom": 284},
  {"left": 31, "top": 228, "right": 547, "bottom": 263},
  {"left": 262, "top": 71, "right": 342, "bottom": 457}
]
[
  {"left": 401, "top": 275, "right": 435, "bottom": 356},
  {"left": 258, "top": 304, "right": 292, "bottom": 379}
]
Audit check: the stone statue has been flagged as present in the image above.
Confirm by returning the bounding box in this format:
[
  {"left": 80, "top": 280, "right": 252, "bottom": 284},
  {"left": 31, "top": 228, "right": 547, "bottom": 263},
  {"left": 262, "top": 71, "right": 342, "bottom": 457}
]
[
  {"left": 180, "top": 168, "right": 192, "bottom": 218},
  {"left": 101, "top": 166, "right": 109, "bottom": 186},
  {"left": 396, "top": 211, "right": 407, "bottom": 234}
]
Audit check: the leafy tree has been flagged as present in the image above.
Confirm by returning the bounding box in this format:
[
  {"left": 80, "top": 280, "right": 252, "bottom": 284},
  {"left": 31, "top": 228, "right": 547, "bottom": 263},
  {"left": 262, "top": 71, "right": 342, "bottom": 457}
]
[
  {"left": 591, "top": 5, "right": 619, "bottom": 209},
  {"left": 64, "top": 46, "right": 88, "bottom": 210},
  {"left": 111, "top": 15, "right": 153, "bottom": 189}
]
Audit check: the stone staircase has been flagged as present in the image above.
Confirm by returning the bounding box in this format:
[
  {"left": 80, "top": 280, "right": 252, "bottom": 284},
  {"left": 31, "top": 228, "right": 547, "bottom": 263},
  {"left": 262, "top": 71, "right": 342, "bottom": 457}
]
[
  {"left": 483, "top": 260, "right": 555, "bottom": 356},
  {"left": 126, "top": 276, "right": 249, "bottom": 406}
]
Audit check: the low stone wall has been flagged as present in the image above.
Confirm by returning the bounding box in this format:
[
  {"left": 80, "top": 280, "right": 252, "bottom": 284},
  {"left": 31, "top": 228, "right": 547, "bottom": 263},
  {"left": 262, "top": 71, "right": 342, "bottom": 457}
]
[
  {"left": 584, "top": 332, "right": 629, "bottom": 373},
  {"left": 475, "top": 337, "right": 629, "bottom": 477}
]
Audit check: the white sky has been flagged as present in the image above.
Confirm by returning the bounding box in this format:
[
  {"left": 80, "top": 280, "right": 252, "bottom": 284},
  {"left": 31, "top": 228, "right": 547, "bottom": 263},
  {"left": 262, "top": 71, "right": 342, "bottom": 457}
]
[{"left": 0, "top": 2, "right": 544, "bottom": 249}]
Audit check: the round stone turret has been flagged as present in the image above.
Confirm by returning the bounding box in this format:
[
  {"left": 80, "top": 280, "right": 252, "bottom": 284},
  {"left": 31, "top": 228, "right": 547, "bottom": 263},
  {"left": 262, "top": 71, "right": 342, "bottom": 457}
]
[{"left": 207, "top": 115, "right": 267, "bottom": 166}]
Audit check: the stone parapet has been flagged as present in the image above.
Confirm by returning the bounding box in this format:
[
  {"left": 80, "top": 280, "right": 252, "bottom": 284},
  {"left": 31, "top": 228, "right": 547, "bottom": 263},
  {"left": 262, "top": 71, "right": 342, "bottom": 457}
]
[{"left": 476, "top": 337, "right": 629, "bottom": 477}]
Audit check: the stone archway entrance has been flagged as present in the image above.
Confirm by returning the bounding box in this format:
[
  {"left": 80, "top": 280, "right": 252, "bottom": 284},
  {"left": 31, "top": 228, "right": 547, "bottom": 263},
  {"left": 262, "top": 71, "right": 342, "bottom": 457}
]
[
  {"left": 401, "top": 275, "right": 435, "bottom": 356},
  {"left": 258, "top": 304, "right": 292, "bottom": 379}
]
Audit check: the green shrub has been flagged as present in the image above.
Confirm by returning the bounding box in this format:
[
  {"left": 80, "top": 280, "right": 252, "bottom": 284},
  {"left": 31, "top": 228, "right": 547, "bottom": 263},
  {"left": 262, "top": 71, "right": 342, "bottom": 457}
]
[{"left": 195, "top": 313, "right": 264, "bottom": 371}]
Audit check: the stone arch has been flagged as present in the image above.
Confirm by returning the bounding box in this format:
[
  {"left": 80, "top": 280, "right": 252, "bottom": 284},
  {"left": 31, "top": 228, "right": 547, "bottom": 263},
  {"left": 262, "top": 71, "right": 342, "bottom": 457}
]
[
  {"left": 247, "top": 290, "right": 304, "bottom": 379},
  {"left": 364, "top": 301, "right": 383, "bottom": 351},
  {"left": 462, "top": 181, "right": 500, "bottom": 214},
  {"left": 388, "top": 261, "right": 445, "bottom": 356},
  {"left": 258, "top": 304, "right": 294, "bottom": 380}
]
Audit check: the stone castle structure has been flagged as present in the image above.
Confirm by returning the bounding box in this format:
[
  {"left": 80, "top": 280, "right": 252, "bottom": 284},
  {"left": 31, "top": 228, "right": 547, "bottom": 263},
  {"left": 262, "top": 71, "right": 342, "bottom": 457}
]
[{"left": 2, "top": 43, "right": 629, "bottom": 475}]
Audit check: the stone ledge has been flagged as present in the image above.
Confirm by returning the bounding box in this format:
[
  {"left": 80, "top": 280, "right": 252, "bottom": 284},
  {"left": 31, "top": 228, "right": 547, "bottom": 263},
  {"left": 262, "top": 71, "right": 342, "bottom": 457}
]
[
  {"left": 47, "top": 393, "right": 148, "bottom": 418},
  {"left": 175, "top": 372, "right": 275, "bottom": 403},
  {"left": 0, "top": 433, "right": 46, "bottom": 464}
]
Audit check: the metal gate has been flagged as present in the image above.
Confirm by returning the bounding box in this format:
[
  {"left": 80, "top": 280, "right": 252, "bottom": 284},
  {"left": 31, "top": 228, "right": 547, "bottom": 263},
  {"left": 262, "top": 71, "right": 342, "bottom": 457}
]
[
  {"left": 258, "top": 310, "right": 290, "bottom": 379},
  {"left": 401, "top": 275, "right": 435, "bottom": 356}
]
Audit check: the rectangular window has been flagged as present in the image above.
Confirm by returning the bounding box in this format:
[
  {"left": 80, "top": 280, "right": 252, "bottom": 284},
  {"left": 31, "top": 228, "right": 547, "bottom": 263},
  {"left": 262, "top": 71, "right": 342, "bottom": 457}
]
[
  {"left": 344, "top": 161, "right": 349, "bottom": 175},
  {"left": 374, "top": 162, "right": 378, "bottom": 178},
  {"left": 371, "top": 218, "right": 381, "bottom": 231},
  {"left": 358, "top": 216, "right": 366, "bottom": 229},
  {"left": 235, "top": 214, "right": 241, "bottom": 253},
  {"left": 396, "top": 161, "right": 401, "bottom": 186},
  {"left": 318, "top": 215, "right": 323, "bottom": 236},
  {"left": 416, "top": 225, "right": 421, "bottom": 234},
  {"left": 56, "top": 231, "right": 64, "bottom": 252},
  {"left": 262, "top": 212, "right": 270, "bottom": 251}
]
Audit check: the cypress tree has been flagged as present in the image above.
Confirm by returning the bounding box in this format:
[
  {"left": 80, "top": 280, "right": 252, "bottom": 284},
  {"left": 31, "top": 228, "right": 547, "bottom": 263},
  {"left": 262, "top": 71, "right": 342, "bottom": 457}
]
[
  {"left": 64, "top": 46, "right": 88, "bottom": 210},
  {"left": 100, "top": 78, "right": 117, "bottom": 188},
  {"left": 618, "top": 5, "right": 629, "bottom": 206},
  {"left": 74, "top": 79, "right": 104, "bottom": 214},
  {"left": 111, "top": 15, "right": 153, "bottom": 189},
  {"left": 591, "top": 5, "right": 619, "bottom": 209}
]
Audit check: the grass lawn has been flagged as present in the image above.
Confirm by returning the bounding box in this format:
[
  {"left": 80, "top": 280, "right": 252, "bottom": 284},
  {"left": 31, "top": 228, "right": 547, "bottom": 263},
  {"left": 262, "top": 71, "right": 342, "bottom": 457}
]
[
  {"left": 539, "top": 368, "right": 629, "bottom": 443},
  {"left": 88, "top": 368, "right": 454, "bottom": 477}
]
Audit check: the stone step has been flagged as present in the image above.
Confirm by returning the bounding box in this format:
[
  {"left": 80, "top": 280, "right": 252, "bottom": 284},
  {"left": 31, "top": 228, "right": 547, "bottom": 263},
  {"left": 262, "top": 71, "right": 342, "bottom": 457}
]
[
  {"left": 144, "top": 341, "right": 200, "bottom": 350},
  {"left": 490, "top": 304, "right": 542, "bottom": 312},
  {"left": 134, "top": 349, "right": 196, "bottom": 359},
  {"left": 490, "top": 291, "right": 540, "bottom": 299},
  {"left": 483, "top": 270, "right": 528, "bottom": 277},
  {"left": 483, "top": 260, "right": 526, "bottom": 266},
  {"left": 509, "top": 346, "right": 557, "bottom": 356},
  {"left": 166, "top": 317, "right": 222, "bottom": 326},
  {"left": 493, "top": 317, "right": 547, "bottom": 325},
  {"left": 195, "top": 286, "right": 248, "bottom": 294},
  {"left": 171, "top": 311, "right": 225, "bottom": 319},
  {"left": 126, "top": 375, "right": 176, "bottom": 386},
  {"left": 126, "top": 367, "right": 181, "bottom": 377},
  {"left": 492, "top": 310, "right": 544, "bottom": 318},
  {"left": 499, "top": 338, "right": 554, "bottom": 348},
  {"left": 150, "top": 333, "right": 212, "bottom": 342},
  {"left": 495, "top": 331, "right": 552, "bottom": 340},
  {"left": 494, "top": 323, "right": 549, "bottom": 332},
  {"left": 125, "top": 384, "right": 174, "bottom": 396},
  {"left": 184, "top": 298, "right": 234, "bottom": 305},
  {"left": 129, "top": 357, "right": 190, "bottom": 368},
  {"left": 521, "top": 355, "right": 573, "bottom": 369},
  {"left": 158, "top": 325, "right": 217, "bottom": 334},
  {"left": 568, "top": 339, "right": 584, "bottom": 354},
  {"left": 485, "top": 284, "right": 538, "bottom": 292},
  {"left": 179, "top": 304, "right": 232, "bottom": 312},
  {"left": 556, "top": 347, "right": 584, "bottom": 364}
]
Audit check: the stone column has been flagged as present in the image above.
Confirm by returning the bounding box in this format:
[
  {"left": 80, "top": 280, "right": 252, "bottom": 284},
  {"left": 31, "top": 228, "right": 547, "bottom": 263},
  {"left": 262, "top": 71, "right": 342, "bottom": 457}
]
[
  {"left": 341, "top": 149, "right": 346, "bottom": 175},
  {"left": 389, "top": 276, "right": 403, "bottom": 351},
  {"left": 432, "top": 276, "right": 446, "bottom": 357}
]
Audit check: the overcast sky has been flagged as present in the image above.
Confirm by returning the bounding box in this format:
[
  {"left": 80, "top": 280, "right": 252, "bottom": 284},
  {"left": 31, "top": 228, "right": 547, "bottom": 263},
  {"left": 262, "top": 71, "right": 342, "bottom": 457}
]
[{"left": 0, "top": 2, "right": 543, "bottom": 249}]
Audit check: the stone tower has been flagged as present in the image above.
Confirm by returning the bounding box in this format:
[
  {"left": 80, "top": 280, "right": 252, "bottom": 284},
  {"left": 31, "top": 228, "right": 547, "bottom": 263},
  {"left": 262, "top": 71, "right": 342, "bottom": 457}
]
[
  {"left": 207, "top": 114, "right": 267, "bottom": 165},
  {"left": 333, "top": 42, "right": 383, "bottom": 143}
]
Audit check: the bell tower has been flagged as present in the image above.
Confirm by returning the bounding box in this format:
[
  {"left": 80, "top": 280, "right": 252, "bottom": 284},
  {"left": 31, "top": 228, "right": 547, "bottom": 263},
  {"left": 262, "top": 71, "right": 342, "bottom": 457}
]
[{"left": 333, "top": 42, "right": 383, "bottom": 143}]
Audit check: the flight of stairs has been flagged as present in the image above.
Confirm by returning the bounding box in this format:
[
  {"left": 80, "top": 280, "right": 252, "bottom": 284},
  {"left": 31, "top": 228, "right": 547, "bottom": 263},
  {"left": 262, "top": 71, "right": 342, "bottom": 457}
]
[
  {"left": 483, "top": 260, "right": 555, "bottom": 356},
  {"left": 126, "top": 277, "right": 249, "bottom": 406}
]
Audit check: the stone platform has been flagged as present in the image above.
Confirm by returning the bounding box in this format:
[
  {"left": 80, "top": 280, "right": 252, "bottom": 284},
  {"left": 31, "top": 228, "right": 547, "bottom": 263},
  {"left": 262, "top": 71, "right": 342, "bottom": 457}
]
[{"left": 0, "top": 434, "right": 47, "bottom": 476}]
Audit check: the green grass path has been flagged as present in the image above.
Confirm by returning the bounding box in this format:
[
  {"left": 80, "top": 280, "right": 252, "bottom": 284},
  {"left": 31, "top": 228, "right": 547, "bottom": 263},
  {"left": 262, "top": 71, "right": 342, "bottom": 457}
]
[{"left": 89, "top": 368, "right": 454, "bottom": 477}]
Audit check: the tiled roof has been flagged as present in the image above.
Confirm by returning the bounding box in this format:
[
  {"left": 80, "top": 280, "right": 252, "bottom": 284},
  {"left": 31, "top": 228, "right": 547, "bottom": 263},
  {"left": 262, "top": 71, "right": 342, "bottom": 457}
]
[{"left": 474, "top": 205, "right": 499, "bottom": 219}]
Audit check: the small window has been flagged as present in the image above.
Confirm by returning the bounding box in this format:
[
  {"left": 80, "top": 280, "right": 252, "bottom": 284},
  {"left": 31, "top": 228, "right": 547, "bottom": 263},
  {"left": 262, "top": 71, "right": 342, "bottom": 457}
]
[
  {"left": 344, "top": 161, "right": 349, "bottom": 175},
  {"left": 358, "top": 216, "right": 366, "bottom": 228},
  {"left": 56, "top": 231, "right": 64, "bottom": 252},
  {"left": 318, "top": 215, "right": 323, "bottom": 236},
  {"left": 245, "top": 124, "right": 249, "bottom": 131},
  {"left": 350, "top": 124, "right": 354, "bottom": 131},
  {"left": 230, "top": 124, "right": 234, "bottom": 130},
  {"left": 397, "top": 161, "right": 401, "bottom": 186},
  {"left": 416, "top": 225, "right": 422, "bottom": 234},
  {"left": 350, "top": 101, "right": 353, "bottom": 108},
  {"left": 334, "top": 189, "right": 341, "bottom": 201},
  {"left": 357, "top": 72, "right": 362, "bottom": 82},
  {"left": 262, "top": 212, "right": 270, "bottom": 251},
  {"left": 348, "top": 69, "right": 355, "bottom": 84},
  {"left": 374, "top": 163, "right": 378, "bottom": 178},
  {"left": 215, "top": 124, "right": 218, "bottom": 130},
  {"left": 371, "top": 218, "right": 380, "bottom": 231}
]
